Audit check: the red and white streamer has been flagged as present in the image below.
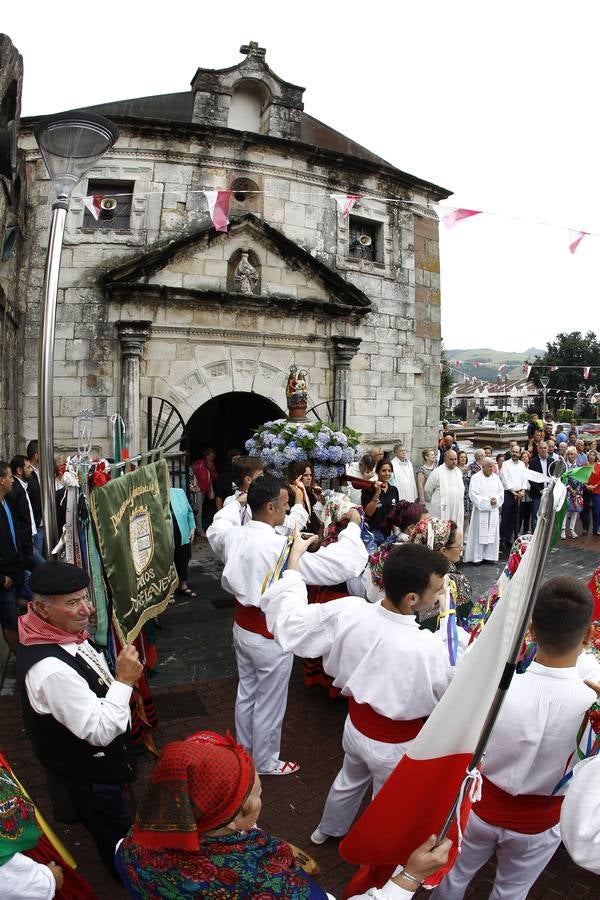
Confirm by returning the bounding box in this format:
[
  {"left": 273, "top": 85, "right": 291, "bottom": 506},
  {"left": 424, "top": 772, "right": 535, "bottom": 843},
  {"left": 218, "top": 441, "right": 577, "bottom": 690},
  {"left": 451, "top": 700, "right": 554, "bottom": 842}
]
[
  {"left": 569, "top": 230, "right": 588, "bottom": 254},
  {"left": 203, "top": 190, "right": 232, "bottom": 232},
  {"left": 82, "top": 193, "right": 102, "bottom": 221},
  {"left": 441, "top": 208, "right": 482, "bottom": 229},
  {"left": 331, "top": 193, "right": 362, "bottom": 216}
]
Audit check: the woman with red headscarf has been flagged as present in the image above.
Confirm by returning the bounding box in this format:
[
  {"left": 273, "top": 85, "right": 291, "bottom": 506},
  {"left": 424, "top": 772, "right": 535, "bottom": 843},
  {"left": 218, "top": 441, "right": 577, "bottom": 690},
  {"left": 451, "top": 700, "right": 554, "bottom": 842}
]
[{"left": 115, "top": 731, "right": 450, "bottom": 899}]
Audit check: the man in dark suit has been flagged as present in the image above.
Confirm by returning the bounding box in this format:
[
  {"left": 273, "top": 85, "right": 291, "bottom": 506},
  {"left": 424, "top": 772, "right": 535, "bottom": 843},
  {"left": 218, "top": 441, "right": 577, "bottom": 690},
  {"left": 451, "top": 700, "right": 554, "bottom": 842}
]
[
  {"left": 7, "top": 455, "right": 45, "bottom": 571},
  {"left": 528, "top": 441, "right": 551, "bottom": 530},
  {"left": 0, "top": 460, "right": 25, "bottom": 651},
  {"left": 26, "top": 440, "right": 45, "bottom": 558}
]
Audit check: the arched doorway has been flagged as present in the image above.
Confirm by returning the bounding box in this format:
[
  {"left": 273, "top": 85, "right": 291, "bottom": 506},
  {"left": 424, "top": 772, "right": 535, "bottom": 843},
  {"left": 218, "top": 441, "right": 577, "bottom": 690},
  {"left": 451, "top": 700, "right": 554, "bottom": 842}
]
[{"left": 186, "top": 391, "right": 285, "bottom": 467}]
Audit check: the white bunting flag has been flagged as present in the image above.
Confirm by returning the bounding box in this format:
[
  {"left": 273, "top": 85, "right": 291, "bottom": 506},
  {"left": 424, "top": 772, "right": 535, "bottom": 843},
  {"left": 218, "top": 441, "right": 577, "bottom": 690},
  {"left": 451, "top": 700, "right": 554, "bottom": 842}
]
[
  {"left": 583, "top": 367, "right": 591, "bottom": 380},
  {"left": 331, "top": 193, "right": 362, "bottom": 216},
  {"left": 569, "top": 230, "right": 588, "bottom": 254},
  {"left": 82, "top": 193, "right": 102, "bottom": 221}
]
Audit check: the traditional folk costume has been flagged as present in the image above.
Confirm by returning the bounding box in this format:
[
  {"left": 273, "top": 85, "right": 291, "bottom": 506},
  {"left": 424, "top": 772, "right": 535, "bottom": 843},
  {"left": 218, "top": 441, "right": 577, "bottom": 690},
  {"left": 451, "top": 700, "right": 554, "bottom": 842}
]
[
  {"left": 16, "top": 563, "right": 136, "bottom": 878},
  {"left": 0, "top": 752, "right": 97, "bottom": 899},
  {"left": 391, "top": 459, "right": 418, "bottom": 503},
  {"left": 410, "top": 519, "right": 473, "bottom": 633},
  {"left": 560, "top": 754, "right": 600, "bottom": 874},
  {"left": 207, "top": 505, "right": 367, "bottom": 774},
  {"left": 260, "top": 570, "right": 464, "bottom": 839},
  {"left": 433, "top": 662, "right": 597, "bottom": 900},
  {"left": 424, "top": 465, "right": 464, "bottom": 534},
  {"left": 464, "top": 469, "right": 504, "bottom": 564},
  {"left": 116, "top": 731, "right": 415, "bottom": 900}
]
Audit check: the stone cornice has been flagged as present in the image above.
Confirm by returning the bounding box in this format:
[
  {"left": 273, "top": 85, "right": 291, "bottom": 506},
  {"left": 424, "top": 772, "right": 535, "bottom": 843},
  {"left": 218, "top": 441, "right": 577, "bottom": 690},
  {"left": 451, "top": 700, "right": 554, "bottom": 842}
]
[{"left": 149, "top": 324, "right": 329, "bottom": 347}]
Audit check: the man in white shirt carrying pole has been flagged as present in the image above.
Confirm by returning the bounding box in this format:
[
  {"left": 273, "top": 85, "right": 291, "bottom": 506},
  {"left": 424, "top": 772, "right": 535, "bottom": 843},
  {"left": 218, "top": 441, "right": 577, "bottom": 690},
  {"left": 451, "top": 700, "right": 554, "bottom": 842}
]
[
  {"left": 16, "top": 561, "right": 143, "bottom": 880},
  {"left": 207, "top": 473, "right": 368, "bottom": 777}
]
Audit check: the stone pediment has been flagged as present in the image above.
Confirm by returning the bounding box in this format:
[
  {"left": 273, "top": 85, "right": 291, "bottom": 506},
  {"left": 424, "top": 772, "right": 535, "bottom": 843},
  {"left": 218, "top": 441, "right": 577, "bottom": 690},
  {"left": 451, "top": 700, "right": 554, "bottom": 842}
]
[{"left": 103, "top": 213, "right": 371, "bottom": 319}]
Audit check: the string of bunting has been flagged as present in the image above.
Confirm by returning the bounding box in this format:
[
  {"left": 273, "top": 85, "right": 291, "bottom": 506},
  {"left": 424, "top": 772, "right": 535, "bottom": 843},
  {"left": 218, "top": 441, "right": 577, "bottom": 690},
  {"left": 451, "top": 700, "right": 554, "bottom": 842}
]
[
  {"left": 451, "top": 360, "right": 597, "bottom": 381},
  {"left": 78, "top": 186, "right": 599, "bottom": 253}
]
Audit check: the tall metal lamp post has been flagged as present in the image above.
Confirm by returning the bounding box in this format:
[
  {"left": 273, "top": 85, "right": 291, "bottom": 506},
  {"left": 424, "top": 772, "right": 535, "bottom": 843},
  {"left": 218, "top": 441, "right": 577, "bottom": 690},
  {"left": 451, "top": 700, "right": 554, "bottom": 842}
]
[
  {"left": 539, "top": 375, "right": 550, "bottom": 419},
  {"left": 34, "top": 112, "right": 119, "bottom": 554}
]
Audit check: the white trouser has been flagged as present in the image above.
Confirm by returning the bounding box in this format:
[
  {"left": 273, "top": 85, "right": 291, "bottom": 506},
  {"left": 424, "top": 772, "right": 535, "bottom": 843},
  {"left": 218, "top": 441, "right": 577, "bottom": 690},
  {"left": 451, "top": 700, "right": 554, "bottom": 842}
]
[
  {"left": 432, "top": 811, "right": 561, "bottom": 900},
  {"left": 232, "top": 622, "right": 294, "bottom": 773},
  {"left": 318, "top": 715, "right": 412, "bottom": 837}
]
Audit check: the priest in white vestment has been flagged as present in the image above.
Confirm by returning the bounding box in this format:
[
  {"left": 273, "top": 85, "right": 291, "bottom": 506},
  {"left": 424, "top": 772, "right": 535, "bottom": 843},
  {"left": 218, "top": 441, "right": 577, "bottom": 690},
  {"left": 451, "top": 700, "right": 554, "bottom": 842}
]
[
  {"left": 464, "top": 458, "right": 504, "bottom": 563},
  {"left": 390, "top": 444, "right": 418, "bottom": 502},
  {"left": 424, "top": 450, "right": 464, "bottom": 533}
]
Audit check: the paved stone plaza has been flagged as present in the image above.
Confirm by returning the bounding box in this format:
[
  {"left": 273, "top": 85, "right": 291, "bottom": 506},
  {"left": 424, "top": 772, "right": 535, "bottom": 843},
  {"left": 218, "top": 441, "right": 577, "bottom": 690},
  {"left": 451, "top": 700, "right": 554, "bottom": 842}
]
[{"left": 1, "top": 536, "right": 598, "bottom": 897}]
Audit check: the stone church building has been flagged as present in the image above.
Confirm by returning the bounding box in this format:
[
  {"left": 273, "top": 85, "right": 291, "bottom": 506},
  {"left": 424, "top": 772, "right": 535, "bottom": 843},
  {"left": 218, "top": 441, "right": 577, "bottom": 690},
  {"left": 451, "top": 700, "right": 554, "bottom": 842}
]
[{"left": 16, "top": 42, "right": 451, "bottom": 464}]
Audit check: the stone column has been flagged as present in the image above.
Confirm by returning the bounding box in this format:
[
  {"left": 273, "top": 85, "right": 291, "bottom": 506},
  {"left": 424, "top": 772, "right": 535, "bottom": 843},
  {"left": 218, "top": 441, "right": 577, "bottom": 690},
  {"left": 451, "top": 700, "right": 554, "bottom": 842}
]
[
  {"left": 331, "top": 336, "right": 361, "bottom": 426},
  {"left": 116, "top": 321, "right": 152, "bottom": 458}
]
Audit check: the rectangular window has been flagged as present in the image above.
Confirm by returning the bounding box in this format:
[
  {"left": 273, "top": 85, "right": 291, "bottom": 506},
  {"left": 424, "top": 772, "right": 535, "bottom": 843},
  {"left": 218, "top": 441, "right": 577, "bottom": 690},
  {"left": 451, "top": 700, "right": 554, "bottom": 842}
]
[
  {"left": 83, "top": 179, "right": 134, "bottom": 229},
  {"left": 348, "top": 216, "right": 382, "bottom": 262}
]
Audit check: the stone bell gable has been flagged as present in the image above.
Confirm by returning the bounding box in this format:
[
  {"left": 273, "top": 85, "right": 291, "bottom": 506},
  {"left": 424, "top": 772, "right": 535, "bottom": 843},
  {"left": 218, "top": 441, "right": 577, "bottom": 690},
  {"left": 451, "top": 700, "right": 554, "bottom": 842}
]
[
  {"left": 103, "top": 213, "right": 371, "bottom": 321},
  {"left": 191, "top": 41, "right": 304, "bottom": 140}
]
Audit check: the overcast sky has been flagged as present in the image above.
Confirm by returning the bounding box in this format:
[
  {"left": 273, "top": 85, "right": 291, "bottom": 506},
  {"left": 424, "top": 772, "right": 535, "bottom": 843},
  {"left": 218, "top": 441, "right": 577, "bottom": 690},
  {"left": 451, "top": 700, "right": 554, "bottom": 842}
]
[{"left": 4, "top": 1, "right": 598, "bottom": 355}]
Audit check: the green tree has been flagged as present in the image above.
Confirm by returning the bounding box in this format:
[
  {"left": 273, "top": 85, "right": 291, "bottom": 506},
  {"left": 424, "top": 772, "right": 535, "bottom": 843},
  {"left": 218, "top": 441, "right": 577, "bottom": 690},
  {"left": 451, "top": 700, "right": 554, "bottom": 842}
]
[
  {"left": 532, "top": 331, "right": 600, "bottom": 415},
  {"left": 440, "top": 342, "right": 454, "bottom": 418}
]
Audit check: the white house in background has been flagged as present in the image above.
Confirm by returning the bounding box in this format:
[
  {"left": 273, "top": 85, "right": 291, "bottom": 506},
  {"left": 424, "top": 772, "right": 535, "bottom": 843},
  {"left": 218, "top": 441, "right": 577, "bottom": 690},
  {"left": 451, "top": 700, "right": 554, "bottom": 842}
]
[{"left": 446, "top": 378, "right": 540, "bottom": 420}]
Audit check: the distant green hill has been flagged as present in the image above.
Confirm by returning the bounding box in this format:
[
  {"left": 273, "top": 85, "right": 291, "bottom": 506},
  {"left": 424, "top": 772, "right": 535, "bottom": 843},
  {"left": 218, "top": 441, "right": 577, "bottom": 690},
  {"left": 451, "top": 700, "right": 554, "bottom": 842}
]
[{"left": 446, "top": 347, "right": 544, "bottom": 384}]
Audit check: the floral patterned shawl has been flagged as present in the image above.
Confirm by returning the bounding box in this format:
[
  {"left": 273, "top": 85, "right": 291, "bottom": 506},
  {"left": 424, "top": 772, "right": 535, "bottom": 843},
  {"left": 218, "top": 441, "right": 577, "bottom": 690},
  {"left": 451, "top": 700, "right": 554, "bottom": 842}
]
[{"left": 116, "top": 826, "right": 328, "bottom": 899}]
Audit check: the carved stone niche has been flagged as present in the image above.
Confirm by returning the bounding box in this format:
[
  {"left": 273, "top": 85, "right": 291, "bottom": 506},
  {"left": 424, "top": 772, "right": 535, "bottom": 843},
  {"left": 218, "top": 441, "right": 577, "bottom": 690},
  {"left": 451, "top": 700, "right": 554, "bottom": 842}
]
[{"left": 227, "top": 247, "right": 262, "bottom": 295}]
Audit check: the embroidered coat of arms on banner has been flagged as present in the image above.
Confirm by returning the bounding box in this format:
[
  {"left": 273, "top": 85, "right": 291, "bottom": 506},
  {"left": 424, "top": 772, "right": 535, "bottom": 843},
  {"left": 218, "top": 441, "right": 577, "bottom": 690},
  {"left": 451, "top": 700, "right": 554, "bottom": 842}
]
[{"left": 90, "top": 459, "right": 177, "bottom": 643}]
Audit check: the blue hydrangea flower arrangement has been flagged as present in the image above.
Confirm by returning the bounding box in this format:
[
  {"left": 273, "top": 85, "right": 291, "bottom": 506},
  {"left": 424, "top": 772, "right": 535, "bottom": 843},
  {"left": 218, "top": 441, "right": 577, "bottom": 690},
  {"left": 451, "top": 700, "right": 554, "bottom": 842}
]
[{"left": 245, "top": 419, "right": 362, "bottom": 478}]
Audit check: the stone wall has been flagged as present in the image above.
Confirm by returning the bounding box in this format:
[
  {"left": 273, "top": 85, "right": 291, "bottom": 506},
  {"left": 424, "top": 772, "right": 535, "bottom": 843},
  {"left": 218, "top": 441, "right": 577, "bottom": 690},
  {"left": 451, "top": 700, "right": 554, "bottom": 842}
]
[
  {"left": 18, "top": 119, "right": 444, "bottom": 461},
  {"left": 0, "top": 34, "right": 24, "bottom": 460}
]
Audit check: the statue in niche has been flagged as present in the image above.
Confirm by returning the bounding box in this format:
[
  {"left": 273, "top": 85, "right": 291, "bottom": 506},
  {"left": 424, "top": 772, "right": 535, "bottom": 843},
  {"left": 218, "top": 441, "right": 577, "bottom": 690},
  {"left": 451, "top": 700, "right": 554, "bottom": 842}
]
[
  {"left": 286, "top": 365, "right": 309, "bottom": 418},
  {"left": 234, "top": 251, "right": 259, "bottom": 294}
]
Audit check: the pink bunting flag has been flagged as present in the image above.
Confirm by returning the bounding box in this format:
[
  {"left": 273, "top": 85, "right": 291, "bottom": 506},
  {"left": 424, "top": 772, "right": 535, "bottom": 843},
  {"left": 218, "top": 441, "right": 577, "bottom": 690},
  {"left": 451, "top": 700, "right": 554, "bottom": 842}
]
[
  {"left": 204, "top": 190, "right": 232, "bottom": 232},
  {"left": 82, "top": 193, "right": 102, "bottom": 221},
  {"left": 498, "top": 365, "right": 506, "bottom": 374},
  {"left": 331, "top": 193, "right": 362, "bottom": 216},
  {"left": 550, "top": 365, "right": 559, "bottom": 372},
  {"left": 569, "top": 230, "right": 588, "bottom": 254},
  {"left": 583, "top": 367, "right": 591, "bottom": 380},
  {"left": 523, "top": 364, "right": 532, "bottom": 379},
  {"left": 473, "top": 361, "right": 481, "bottom": 368},
  {"left": 441, "top": 208, "right": 482, "bottom": 229},
  {"left": 454, "top": 360, "right": 462, "bottom": 368}
]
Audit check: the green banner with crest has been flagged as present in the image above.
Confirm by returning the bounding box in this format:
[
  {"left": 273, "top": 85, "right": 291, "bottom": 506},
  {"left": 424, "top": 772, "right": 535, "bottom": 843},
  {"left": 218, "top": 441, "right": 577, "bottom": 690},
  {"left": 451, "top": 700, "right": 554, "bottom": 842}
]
[{"left": 90, "top": 458, "right": 177, "bottom": 643}]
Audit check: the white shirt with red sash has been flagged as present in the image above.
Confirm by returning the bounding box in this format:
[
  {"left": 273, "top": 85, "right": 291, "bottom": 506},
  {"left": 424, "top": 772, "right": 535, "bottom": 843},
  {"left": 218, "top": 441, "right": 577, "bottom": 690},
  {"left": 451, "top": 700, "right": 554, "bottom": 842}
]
[
  {"left": 260, "top": 570, "right": 463, "bottom": 837},
  {"left": 433, "top": 661, "right": 596, "bottom": 900}
]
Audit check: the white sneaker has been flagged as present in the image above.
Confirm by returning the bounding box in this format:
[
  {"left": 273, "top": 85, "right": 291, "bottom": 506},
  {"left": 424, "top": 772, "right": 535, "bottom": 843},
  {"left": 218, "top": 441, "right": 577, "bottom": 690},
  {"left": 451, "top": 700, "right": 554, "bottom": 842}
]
[
  {"left": 310, "top": 826, "right": 330, "bottom": 845},
  {"left": 257, "top": 760, "right": 300, "bottom": 776},
  {"left": 570, "top": 530, "right": 578, "bottom": 539},
  {"left": 561, "top": 531, "right": 566, "bottom": 540}
]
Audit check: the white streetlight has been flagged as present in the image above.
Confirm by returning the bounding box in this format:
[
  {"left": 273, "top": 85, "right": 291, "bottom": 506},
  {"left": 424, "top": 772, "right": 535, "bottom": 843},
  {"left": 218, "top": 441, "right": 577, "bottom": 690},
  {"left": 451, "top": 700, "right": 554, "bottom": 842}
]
[
  {"left": 539, "top": 376, "right": 550, "bottom": 419},
  {"left": 34, "top": 112, "right": 119, "bottom": 553}
]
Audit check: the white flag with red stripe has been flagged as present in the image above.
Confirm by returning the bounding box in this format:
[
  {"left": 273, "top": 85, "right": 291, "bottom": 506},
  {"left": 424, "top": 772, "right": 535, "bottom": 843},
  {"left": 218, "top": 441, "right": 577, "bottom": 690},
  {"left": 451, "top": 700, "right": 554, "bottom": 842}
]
[
  {"left": 203, "top": 190, "right": 232, "bottom": 232},
  {"left": 340, "top": 480, "right": 566, "bottom": 896},
  {"left": 331, "top": 193, "right": 362, "bottom": 216},
  {"left": 441, "top": 208, "right": 482, "bottom": 229},
  {"left": 569, "top": 230, "right": 588, "bottom": 254},
  {"left": 82, "top": 193, "right": 102, "bottom": 221}
]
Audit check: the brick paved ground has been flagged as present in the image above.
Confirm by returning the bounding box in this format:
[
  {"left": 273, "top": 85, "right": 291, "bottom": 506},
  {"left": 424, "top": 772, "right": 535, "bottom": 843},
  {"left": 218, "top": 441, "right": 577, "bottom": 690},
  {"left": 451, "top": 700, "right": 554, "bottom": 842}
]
[{"left": 0, "top": 532, "right": 599, "bottom": 898}]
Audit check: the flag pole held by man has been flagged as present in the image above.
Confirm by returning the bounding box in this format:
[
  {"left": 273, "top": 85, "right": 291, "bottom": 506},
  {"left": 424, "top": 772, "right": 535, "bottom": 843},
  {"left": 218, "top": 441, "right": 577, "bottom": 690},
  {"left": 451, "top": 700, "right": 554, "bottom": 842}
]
[{"left": 338, "top": 475, "right": 566, "bottom": 897}]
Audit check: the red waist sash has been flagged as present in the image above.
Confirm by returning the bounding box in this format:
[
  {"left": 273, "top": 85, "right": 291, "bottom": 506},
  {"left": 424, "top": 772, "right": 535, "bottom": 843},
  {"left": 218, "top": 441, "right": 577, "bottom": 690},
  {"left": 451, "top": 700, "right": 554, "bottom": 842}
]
[
  {"left": 477, "top": 776, "right": 563, "bottom": 834},
  {"left": 234, "top": 600, "right": 273, "bottom": 640},
  {"left": 348, "top": 697, "right": 424, "bottom": 744}
]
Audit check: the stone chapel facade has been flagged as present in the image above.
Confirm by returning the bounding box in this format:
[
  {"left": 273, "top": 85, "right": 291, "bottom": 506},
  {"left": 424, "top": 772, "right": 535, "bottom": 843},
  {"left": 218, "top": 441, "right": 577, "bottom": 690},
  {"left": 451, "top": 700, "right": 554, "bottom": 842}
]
[{"left": 17, "top": 43, "right": 451, "bottom": 462}]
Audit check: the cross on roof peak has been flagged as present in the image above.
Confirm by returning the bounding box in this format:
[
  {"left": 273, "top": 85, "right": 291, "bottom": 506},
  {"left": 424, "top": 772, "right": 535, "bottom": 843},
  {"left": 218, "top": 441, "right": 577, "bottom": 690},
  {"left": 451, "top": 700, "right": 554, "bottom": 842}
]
[{"left": 240, "top": 41, "right": 266, "bottom": 60}]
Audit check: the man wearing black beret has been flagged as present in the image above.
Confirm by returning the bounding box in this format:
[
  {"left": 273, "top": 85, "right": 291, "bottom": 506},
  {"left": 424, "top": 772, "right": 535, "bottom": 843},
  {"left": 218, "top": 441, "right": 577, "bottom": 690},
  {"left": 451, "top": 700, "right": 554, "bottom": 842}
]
[{"left": 15, "top": 560, "right": 143, "bottom": 879}]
